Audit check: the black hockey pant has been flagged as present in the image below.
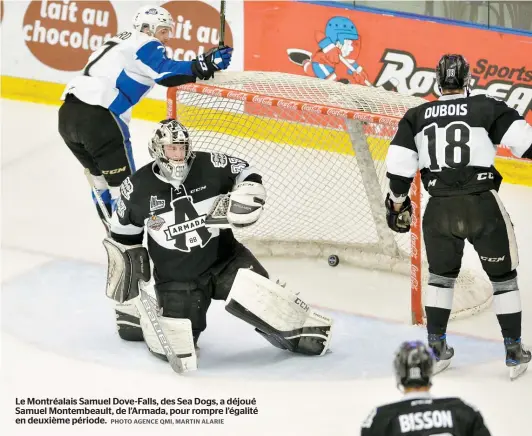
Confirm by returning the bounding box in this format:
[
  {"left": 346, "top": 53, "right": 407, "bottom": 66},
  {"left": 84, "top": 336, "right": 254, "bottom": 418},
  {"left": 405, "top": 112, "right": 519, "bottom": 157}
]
[
  {"left": 58, "top": 94, "right": 135, "bottom": 188},
  {"left": 423, "top": 190, "right": 519, "bottom": 282},
  {"left": 154, "top": 242, "right": 269, "bottom": 343}
]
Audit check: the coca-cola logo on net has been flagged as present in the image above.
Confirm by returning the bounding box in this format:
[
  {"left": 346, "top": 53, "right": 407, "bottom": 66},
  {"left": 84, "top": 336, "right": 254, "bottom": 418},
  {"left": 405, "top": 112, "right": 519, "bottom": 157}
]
[
  {"left": 180, "top": 83, "right": 200, "bottom": 93},
  {"left": 161, "top": 1, "right": 233, "bottom": 61},
  {"left": 23, "top": 0, "right": 117, "bottom": 71},
  {"left": 252, "top": 95, "right": 274, "bottom": 106},
  {"left": 203, "top": 87, "right": 223, "bottom": 97},
  {"left": 277, "top": 100, "right": 299, "bottom": 110},
  {"left": 411, "top": 264, "right": 420, "bottom": 290},
  {"left": 226, "top": 91, "right": 248, "bottom": 102},
  {"left": 410, "top": 233, "right": 419, "bottom": 258},
  {"left": 301, "top": 104, "right": 323, "bottom": 114},
  {"left": 380, "top": 117, "right": 399, "bottom": 126},
  {"left": 326, "top": 108, "right": 350, "bottom": 118},
  {"left": 352, "top": 112, "right": 374, "bottom": 123}
]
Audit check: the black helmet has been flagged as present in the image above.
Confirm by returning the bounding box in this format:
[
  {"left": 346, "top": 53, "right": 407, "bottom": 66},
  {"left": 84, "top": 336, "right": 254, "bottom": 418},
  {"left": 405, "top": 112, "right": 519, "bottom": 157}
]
[
  {"left": 394, "top": 341, "right": 434, "bottom": 389},
  {"left": 436, "top": 54, "right": 471, "bottom": 92}
]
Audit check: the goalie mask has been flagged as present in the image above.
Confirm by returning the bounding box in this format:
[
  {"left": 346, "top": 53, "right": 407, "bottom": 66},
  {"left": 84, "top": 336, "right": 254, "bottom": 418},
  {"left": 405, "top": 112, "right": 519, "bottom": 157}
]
[
  {"left": 436, "top": 54, "right": 471, "bottom": 92},
  {"left": 149, "top": 119, "right": 193, "bottom": 183},
  {"left": 393, "top": 340, "right": 434, "bottom": 390}
]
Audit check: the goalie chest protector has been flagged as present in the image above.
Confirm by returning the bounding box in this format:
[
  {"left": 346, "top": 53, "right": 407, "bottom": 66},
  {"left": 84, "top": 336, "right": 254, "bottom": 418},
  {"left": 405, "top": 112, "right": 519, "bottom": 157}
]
[{"left": 112, "top": 151, "right": 251, "bottom": 282}]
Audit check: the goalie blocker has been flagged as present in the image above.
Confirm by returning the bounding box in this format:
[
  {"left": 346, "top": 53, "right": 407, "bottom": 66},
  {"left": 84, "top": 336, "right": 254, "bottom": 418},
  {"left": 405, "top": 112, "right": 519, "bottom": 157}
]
[{"left": 226, "top": 269, "right": 333, "bottom": 356}]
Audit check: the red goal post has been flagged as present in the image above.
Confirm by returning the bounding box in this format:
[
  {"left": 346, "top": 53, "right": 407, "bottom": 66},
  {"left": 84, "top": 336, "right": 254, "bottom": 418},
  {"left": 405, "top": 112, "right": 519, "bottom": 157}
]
[{"left": 166, "top": 72, "right": 492, "bottom": 325}]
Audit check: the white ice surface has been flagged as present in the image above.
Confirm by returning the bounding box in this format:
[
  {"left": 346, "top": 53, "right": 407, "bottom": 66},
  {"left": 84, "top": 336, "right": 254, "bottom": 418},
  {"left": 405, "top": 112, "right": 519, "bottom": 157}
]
[{"left": 2, "top": 100, "right": 532, "bottom": 435}]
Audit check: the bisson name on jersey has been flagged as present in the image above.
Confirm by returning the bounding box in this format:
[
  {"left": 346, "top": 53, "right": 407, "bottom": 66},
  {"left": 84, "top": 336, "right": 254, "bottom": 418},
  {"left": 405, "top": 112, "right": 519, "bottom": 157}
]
[{"left": 398, "top": 409, "right": 453, "bottom": 433}]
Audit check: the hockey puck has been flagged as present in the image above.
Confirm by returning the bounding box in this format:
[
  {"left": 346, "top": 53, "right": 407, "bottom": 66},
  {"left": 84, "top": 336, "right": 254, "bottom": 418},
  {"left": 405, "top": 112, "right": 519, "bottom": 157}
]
[{"left": 328, "top": 255, "right": 340, "bottom": 267}]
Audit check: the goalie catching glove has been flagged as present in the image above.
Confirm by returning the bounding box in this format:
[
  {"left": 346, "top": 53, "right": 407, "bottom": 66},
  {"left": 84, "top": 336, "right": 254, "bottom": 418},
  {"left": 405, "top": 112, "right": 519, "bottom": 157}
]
[
  {"left": 227, "top": 181, "right": 266, "bottom": 227},
  {"left": 385, "top": 193, "right": 412, "bottom": 233},
  {"left": 206, "top": 181, "right": 266, "bottom": 228},
  {"left": 102, "top": 237, "right": 151, "bottom": 302}
]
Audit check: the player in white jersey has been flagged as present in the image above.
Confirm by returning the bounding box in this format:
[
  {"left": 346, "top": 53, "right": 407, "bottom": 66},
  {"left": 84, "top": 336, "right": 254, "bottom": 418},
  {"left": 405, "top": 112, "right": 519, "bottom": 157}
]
[
  {"left": 58, "top": 5, "right": 232, "bottom": 231},
  {"left": 58, "top": 5, "right": 232, "bottom": 342},
  {"left": 385, "top": 54, "right": 532, "bottom": 380}
]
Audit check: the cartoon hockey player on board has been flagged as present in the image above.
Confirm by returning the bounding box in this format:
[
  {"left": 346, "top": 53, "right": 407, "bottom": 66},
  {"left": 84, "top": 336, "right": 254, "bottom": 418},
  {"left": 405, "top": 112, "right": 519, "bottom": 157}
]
[{"left": 287, "top": 16, "right": 371, "bottom": 85}]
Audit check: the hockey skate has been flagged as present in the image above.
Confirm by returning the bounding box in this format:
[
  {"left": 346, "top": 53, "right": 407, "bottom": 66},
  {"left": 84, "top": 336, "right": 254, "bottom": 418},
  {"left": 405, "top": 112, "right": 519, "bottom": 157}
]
[
  {"left": 505, "top": 338, "right": 531, "bottom": 381},
  {"left": 428, "top": 334, "right": 454, "bottom": 375}
]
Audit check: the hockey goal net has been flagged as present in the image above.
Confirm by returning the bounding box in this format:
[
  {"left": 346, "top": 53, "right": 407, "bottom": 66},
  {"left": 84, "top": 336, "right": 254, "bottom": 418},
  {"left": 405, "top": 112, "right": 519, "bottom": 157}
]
[{"left": 167, "top": 71, "right": 492, "bottom": 325}]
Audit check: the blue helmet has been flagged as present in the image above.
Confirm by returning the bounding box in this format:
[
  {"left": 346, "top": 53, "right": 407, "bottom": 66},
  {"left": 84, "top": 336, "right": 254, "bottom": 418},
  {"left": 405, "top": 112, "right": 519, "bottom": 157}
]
[{"left": 325, "top": 17, "right": 359, "bottom": 45}]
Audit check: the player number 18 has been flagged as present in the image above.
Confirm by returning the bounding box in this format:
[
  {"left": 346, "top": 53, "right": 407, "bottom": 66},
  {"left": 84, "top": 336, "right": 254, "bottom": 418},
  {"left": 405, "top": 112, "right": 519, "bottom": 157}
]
[{"left": 424, "top": 122, "right": 472, "bottom": 171}]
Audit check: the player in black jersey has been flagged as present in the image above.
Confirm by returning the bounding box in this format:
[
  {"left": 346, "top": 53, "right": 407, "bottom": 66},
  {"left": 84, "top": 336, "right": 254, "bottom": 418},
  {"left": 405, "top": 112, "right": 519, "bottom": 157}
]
[
  {"left": 385, "top": 54, "right": 532, "bottom": 379},
  {"left": 101, "top": 119, "right": 332, "bottom": 370},
  {"left": 361, "top": 341, "right": 491, "bottom": 435}
]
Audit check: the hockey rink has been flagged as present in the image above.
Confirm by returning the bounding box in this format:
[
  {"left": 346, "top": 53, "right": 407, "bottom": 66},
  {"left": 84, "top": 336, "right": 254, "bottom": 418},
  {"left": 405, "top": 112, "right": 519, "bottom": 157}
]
[{"left": 2, "top": 99, "right": 532, "bottom": 435}]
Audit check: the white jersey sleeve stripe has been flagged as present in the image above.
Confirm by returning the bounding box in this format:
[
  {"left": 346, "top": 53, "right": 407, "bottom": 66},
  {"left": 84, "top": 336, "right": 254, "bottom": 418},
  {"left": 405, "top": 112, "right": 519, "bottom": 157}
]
[
  {"left": 500, "top": 119, "right": 532, "bottom": 158},
  {"left": 110, "top": 213, "right": 144, "bottom": 236},
  {"left": 386, "top": 144, "right": 418, "bottom": 179}
]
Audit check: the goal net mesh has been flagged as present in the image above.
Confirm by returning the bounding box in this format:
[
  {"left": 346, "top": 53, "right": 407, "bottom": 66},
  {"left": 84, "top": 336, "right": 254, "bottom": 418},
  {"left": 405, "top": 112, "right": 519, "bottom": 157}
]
[{"left": 168, "top": 71, "right": 492, "bottom": 321}]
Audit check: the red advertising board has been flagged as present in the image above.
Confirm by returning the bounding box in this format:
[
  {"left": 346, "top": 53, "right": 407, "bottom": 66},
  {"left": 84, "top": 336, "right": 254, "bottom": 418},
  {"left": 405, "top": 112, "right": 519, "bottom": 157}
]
[{"left": 244, "top": 1, "right": 532, "bottom": 157}]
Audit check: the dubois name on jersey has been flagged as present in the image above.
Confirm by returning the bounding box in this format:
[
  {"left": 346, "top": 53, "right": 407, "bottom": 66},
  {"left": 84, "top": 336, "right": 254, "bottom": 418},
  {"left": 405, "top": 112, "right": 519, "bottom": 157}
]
[
  {"left": 110, "top": 151, "right": 255, "bottom": 283},
  {"left": 387, "top": 94, "right": 532, "bottom": 197}
]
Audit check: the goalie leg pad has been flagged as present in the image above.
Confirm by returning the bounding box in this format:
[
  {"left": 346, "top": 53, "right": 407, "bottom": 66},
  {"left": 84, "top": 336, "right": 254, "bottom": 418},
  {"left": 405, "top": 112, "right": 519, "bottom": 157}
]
[
  {"left": 103, "top": 237, "right": 151, "bottom": 303},
  {"left": 114, "top": 299, "right": 143, "bottom": 341},
  {"left": 135, "top": 293, "right": 197, "bottom": 371},
  {"left": 225, "top": 269, "right": 333, "bottom": 356}
]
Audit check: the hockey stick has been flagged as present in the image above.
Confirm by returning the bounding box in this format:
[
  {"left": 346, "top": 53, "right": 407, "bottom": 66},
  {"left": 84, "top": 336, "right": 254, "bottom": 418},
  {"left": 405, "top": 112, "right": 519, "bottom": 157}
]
[
  {"left": 136, "top": 291, "right": 189, "bottom": 374},
  {"left": 287, "top": 48, "right": 375, "bottom": 86},
  {"left": 219, "top": 0, "right": 226, "bottom": 47},
  {"left": 338, "top": 54, "right": 373, "bottom": 87},
  {"left": 84, "top": 169, "right": 187, "bottom": 374}
]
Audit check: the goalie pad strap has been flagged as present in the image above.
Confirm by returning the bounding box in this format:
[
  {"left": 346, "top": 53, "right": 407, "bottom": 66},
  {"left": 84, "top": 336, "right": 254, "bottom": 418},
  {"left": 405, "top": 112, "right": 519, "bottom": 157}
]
[{"left": 103, "top": 237, "right": 151, "bottom": 303}]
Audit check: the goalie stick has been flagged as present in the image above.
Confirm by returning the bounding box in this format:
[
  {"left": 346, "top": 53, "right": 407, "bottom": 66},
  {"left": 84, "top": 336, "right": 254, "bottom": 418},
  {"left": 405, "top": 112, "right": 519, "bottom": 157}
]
[{"left": 84, "top": 169, "right": 189, "bottom": 374}]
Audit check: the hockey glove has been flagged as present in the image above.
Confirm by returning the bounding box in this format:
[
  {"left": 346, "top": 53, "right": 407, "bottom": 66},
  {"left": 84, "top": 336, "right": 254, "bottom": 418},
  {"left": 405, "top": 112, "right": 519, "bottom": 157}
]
[
  {"left": 385, "top": 194, "right": 412, "bottom": 233},
  {"left": 191, "top": 45, "right": 233, "bottom": 80}
]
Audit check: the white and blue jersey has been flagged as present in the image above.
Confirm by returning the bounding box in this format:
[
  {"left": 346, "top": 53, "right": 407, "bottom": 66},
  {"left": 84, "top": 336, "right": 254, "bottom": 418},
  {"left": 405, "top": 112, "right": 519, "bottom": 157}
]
[{"left": 61, "top": 30, "right": 195, "bottom": 125}]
